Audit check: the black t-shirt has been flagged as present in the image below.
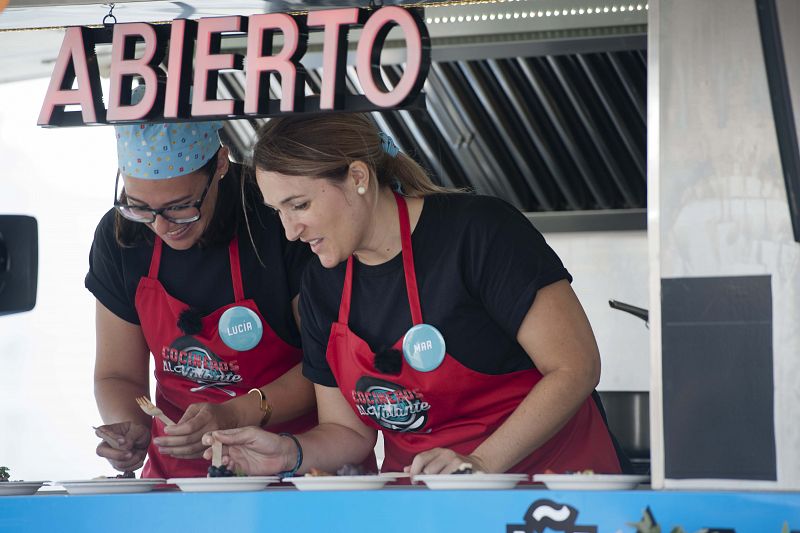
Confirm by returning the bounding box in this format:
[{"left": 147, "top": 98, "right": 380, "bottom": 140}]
[
  {"left": 300, "top": 193, "right": 572, "bottom": 386},
  {"left": 85, "top": 165, "right": 312, "bottom": 347}
]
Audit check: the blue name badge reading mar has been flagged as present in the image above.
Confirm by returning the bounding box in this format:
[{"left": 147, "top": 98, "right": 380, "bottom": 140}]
[
  {"left": 402, "top": 324, "right": 446, "bottom": 372},
  {"left": 219, "top": 306, "right": 263, "bottom": 351}
]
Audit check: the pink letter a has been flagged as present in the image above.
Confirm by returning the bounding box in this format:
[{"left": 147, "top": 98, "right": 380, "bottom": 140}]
[{"left": 38, "top": 26, "right": 105, "bottom": 126}]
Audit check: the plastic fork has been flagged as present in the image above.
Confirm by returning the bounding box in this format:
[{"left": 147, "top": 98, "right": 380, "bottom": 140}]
[
  {"left": 211, "top": 440, "right": 223, "bottom": 468},
  {"left": 135, "top": 396, "right": 176, "bottom": 426},
  {"left": 93, "top": 425, "right": 125, "bottom": 450}
]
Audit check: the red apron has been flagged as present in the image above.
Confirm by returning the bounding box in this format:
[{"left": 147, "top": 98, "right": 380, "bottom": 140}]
[
  {"left": 135, "top": 236, "right": 317, "bottom": 478},
  {"left": 326, "top": 193, "right": 621, "bottom": 475}
]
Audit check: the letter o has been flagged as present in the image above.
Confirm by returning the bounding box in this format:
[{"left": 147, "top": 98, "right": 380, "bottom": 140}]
[{"left": 355, "top": 7, "right": 428, "bottom": 108}]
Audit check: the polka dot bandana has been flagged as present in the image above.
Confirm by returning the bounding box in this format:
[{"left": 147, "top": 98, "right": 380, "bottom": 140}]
[{"left": 114, "top": 87, "right": 223, "bottom": 180}]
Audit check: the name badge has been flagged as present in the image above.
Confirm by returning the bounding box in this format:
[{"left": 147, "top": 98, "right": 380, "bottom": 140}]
[
  {"left": 218, "top": 306, "right": 263, "bottom": 351},
  {"left": 402, "top": 324, "right": 446, "bottom": 372}
]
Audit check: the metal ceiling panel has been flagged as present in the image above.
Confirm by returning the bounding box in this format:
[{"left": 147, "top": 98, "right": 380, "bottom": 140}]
[{"left": 215, "top": 27, "right": 647, "bottom": 213}]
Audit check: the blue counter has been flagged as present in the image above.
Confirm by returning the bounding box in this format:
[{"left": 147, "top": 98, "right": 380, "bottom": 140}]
[{"left": 1, "top": 487, "right": 799, "bottom": 533}]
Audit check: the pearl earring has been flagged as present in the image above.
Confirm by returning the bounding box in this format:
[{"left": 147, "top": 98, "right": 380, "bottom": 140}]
[{"left": 357, "top": 186, "right": 366, "bottom": 195}]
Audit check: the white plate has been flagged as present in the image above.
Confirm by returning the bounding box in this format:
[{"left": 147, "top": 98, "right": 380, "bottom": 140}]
[
  {"left": 168, "top": 476, "right": 280, "bottom": 493},
  {"left": 377, "top": 472, "right": 412, "bottom": 480},
  {"left": 414, "top": 473, "right": 529, "bottom": 490},
  {"left": 287, "top": 475, "right": 391, "bottom": 491},
  {"left": 54, "top": 478, "right": 166, "bottom": 495},
  {"left": 532, "top": 474, "right": 649, "bottom": 490},
  {"left": 0, "top": 481, "right": 48, "bottom": 496}
]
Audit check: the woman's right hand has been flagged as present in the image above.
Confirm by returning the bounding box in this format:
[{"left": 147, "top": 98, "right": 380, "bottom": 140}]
[
  {"left": 201, "top": 427, "right": 294, "bottom": 476},
  {"left": 95, "top": 421, "right": 150, "bottom": 472}
]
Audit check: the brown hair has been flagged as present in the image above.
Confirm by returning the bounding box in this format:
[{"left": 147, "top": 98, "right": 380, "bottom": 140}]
[
  {"left": 114, "top": 149, "right": 246, "bottom": 248},
  {"left": 251, "top": 113, "right": 451, "bottom": 196}
]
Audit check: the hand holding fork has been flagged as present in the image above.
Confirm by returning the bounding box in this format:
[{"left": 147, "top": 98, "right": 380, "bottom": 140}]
[{"left": 92, "top": 421, "right": 149, "bottom": 473}]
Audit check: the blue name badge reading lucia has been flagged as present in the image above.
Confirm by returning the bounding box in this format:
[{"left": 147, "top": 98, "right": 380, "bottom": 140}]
[
  {"left": 218, "top": 306, "right": 263, "bottom": 351},
  {"left": 402, "top": 324, "right": 446, "bottom": 372}
]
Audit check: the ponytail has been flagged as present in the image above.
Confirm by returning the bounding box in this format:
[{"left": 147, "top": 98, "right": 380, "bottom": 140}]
[
  {"left": 377, "top": 151, "right": 452, "bottom": 197},
  {"left": 252, "top": 113, "right": 460, "bottom": 197}
]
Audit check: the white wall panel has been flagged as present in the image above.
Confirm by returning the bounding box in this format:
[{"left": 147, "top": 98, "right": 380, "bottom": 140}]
[
  {"left": 546, "top": 230, "right": 650, "bottom": 392},
  {"left": 653, "top": 0, "right": 800, "bottom": 490},
  {"left": 0, "top": 78, "right": 117, "bottom": 482}
]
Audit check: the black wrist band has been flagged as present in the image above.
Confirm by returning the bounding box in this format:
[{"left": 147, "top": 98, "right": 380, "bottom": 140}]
[{"left": 278, "top": 432, "right": 303, "bottom": 479}]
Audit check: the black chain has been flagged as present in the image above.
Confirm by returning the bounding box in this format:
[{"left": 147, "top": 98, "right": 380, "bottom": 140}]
[{"left": 102, "top": 3, "right": 117, "bottom": 25}]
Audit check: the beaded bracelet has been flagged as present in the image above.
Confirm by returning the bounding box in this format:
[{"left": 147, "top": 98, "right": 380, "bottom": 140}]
[{"left": 278, "top": 432, "right": 303, "bottom": 479}]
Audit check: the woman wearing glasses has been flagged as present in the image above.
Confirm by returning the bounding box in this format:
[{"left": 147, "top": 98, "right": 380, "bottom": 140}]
[{"left": 85, "top": 115, "right": 317, "bottom": 478}]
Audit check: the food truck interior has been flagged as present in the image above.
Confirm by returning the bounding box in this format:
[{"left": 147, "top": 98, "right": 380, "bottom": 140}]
[
  {"left": 0, "top": 0, "right": 652, "bottom": 477},
  {"left": 2, "top": 2, "right": 800, "bottom": 531}
]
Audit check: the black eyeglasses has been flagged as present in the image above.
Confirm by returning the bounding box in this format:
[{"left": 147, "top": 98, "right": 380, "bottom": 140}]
[{"left": 113, "top": 169, "right": 214, "bottom": 224}]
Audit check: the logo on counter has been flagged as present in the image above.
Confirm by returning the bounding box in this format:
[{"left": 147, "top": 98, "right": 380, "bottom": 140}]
[
  {"left": 505, "top": 503, "right": 785, "bottom": 533},
  {"left": 161, "top": 335, "right": 242, "bottom": 395},
  {"left": 506, "top": 499, "right": 596, "bottom": 533},
  {"left": 353, "top": 376, "right": 430, "bottom": 433}
]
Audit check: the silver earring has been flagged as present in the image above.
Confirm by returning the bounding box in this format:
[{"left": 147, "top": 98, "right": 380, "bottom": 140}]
[{"left": 357, "top": 186, "right": 366, "bottom": 195}]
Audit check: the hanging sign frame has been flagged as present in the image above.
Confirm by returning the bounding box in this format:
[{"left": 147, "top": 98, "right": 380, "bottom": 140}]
[{"left": 37, "top": 6, "right": 430, "bottom": 127}]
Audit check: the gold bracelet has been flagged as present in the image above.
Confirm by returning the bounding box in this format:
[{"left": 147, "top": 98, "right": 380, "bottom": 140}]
[{"left": 248, "top": 388, "right": 273, "bottom": 426}]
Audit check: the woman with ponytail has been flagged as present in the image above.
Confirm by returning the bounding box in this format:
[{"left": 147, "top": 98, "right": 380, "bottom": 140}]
[{"left": 202, "top": 113, "right": 624, "bottom": 479}]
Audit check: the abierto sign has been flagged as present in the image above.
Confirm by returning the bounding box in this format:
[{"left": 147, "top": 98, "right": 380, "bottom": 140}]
[{"left": 37, "top": 6, "right": 430, "bottom": 127}]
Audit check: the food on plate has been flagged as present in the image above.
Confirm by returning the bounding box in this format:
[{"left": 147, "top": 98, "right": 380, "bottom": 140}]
[
  {"left": 92, "top": 471, "right": 136, "bottom": 479},
  {"left": 336, "top": 463, "right": 367, "bottom": 476},
  {"left": 206, "top": 439, "right": 237, "bottom": 477},
  {"left": 306, "top": 467, "right": 334, "bottom": 477},
  {"left": 207, "top": 465, "right": 237, "bottom": 478},
  {"left": 543, "top": 468, "right": 595, "bottom": 475},
  {"left": 0, "top": 466, "right": 9, "bottom": 482},
  {"left": 305, "top": 464, "right": 371, "bottom": 477},
  {"left": 452, "top": 462, "right": 484, "bottom": 475}
]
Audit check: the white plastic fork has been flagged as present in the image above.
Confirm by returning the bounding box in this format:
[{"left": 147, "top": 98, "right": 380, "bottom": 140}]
[
  {"left": 135, "top": 396, "right": 176, "bottom": 426},
  {"left": 93, "top": 425, "right": 125, "bottom": 450},
  {"left": 211, "top": 440, "right": 223, "bottom": 468}
]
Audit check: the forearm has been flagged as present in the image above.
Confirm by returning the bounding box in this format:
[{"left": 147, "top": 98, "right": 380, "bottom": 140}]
[
  {"left": 94, "top": 376, "right": 151, "bottom": 427},
  {"left": 205, "top": 385, "right": 376, "bottom": 476},
  {"left": 290, "top": 423, "right": 377, "bottom": 475},
  {"left": 94, "top": 301, "right": 152, "bottom": 428},
  {"left": 471, "top": 280, "right": 603, "bottom": 473},
  {"left": 225, "top": 363, "right": 316, "bottom": 427},
  {"left": 471, "top": 366, "right": 597, "bottom": 473}
]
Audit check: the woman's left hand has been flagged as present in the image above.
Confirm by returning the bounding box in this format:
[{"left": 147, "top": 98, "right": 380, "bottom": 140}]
[
  {"left": 405, "top": 448, "right": 489, "bottom": 475},
  {"left": 153, "top": 402, "right": 239, "bottom": 458}
]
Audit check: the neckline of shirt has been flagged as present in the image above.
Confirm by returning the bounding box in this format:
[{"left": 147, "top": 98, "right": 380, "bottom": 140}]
[{"left": 349, "top": 193, "right": 438, "bottom": 278}]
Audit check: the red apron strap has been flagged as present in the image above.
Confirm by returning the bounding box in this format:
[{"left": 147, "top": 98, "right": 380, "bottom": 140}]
[
  {"left": 229, "top": 236, "right": 245, "bottom": 302},
  {"left": 394, "top": 192, "right": 424, "bottom": 326},
  {"left": 338, "top": 255, "right": 355, "bottom": 324},
  {"left": 337, "top": 194, "right": 422, "bottom": 326},
  {"left": 147, "top": 237, "right": 164, "bottom": 279}
]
